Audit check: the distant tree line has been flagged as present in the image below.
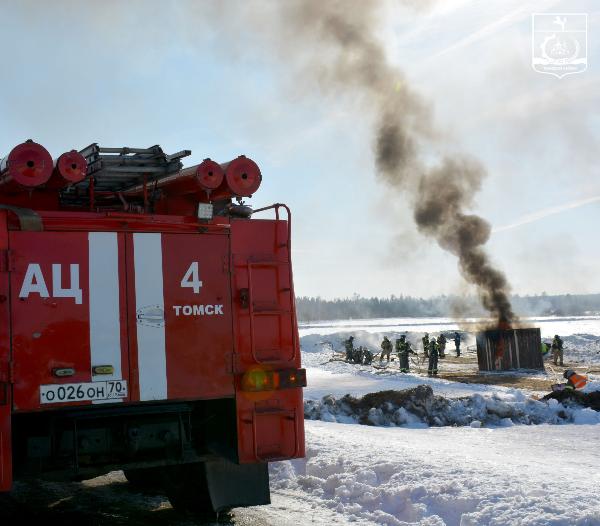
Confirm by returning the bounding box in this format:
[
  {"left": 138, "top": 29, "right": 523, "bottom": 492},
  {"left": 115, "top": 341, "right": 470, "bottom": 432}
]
[{"left": 295, "top": 293, "right": 600, "bottom": 322}]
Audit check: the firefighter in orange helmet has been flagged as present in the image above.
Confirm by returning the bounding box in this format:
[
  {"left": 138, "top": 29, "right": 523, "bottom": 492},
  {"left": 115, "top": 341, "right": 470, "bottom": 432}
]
[{"left": 563, "top": 369, "right": 587, "bottom": 390}]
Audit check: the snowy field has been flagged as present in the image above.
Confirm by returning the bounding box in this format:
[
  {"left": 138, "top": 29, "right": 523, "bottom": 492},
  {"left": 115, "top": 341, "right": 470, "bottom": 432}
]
[
  {"left": 266, "top": 422, "right": 600, "bottom": 526},
  {"left": 299, "top": 315, "right": 600, "bottom": 339},
  {"left": 259, "top": 316, "right": 600, "bottom": 526}
]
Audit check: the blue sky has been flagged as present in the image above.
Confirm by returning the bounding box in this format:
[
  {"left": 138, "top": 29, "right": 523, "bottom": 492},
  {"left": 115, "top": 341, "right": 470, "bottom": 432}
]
[{"left": 0, "top": 0, "right": 598, "bottom": 299}]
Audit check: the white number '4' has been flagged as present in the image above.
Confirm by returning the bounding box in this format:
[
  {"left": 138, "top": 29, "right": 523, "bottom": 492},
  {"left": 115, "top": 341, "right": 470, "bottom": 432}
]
[{"left": 180, "top": 262, "right": 203, "bottom": 294}]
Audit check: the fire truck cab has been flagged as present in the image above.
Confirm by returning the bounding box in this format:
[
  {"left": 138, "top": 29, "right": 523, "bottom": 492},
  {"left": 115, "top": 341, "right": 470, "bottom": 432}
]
[{"left": 0, "top": 141, "right": 306, "bottom": 513}]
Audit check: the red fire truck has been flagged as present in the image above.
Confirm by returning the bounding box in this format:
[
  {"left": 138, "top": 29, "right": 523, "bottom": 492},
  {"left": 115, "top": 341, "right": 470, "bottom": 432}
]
[{"left": 0, "top": 140, "right": 306, "bottom": 513}]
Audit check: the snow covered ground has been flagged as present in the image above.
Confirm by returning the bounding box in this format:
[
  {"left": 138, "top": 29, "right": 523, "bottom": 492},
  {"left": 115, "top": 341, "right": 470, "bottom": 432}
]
[
  {"left": 258, "top": 316, "right": 600, "bottom": 525},
  {"left": 268, "top": 421, "right": 600, "bottom": 526}
]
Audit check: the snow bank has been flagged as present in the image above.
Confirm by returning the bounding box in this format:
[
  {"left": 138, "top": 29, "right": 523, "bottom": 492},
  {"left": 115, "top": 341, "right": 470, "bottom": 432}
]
[
  {"left": 269, "top": 421, "right": 600, "bottom": 526},
  {"left": 303, "top": 365, "right": 502, "bottom": 402},
  {"left": 304, "top": 385, "right": 600, "bottom": 428}
]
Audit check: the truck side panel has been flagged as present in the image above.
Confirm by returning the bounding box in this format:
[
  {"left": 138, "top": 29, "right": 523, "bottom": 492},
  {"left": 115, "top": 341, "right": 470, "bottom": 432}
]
[
  {"left": 11, "top": 229, "right": 235, "bottom": 412},
  {"left": 148, "top": 233, "right": 234, "bottom": 400},
  {"left": 126, "top": 231, "right": 235, "bottom": 402},
  {"left": 10, "top": 231, "right": 130, "bottom": 411},
  {"left": 0, "top": 212, "right": 12, "bottom": 491}
]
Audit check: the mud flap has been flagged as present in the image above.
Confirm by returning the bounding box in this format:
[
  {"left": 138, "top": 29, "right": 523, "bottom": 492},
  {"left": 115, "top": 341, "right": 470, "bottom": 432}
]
[
  {"left": 205, "top": 458, "right": 270, "bottom": 511},
  {"left": 236, "top": 393, "right": 305, "bottom": 463}
]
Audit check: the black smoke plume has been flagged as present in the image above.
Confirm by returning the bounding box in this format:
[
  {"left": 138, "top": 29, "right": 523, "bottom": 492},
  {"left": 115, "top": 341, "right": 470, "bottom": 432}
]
[{"left": 260, "top": 0, "right": 515, "bottom": 326}]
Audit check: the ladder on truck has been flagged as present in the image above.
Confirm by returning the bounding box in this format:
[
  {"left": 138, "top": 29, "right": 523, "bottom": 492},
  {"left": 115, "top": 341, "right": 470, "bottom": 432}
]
[
  {"left": 247, "top": 204, "right": 298, "bottom": 367},
  {"left": 61, "top": 144, "right": 191, "bottom": 209}
]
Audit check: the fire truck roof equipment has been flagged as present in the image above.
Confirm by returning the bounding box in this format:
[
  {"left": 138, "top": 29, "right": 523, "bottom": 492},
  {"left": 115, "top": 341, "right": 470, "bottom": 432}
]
[
  {"left": 47, "top": 150, "right": 88, "bottom": 189},
  {"left": 126, "top": 158, "right": 226, "bottom": 198},
  {"left": 68, "top": 143, "right": 191, "bottom": 193},
  {"left": 0, "top": 140, "right": 53, "bottom": 191},
  {"left": 222, "top": 155, "right": 262, "bottom": 197}
]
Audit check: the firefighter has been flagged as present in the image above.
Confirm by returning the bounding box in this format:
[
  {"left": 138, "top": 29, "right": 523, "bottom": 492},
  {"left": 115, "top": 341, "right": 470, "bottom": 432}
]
[
  {"left": 427, "top": 339, "right": 439, "bottom": 376},
  {"left": 453, "top": 332, "right": 461, "bottom": 357},
  {"left": 363, "top": 348, "right": 374, "bottom": 365},
  {"left": 422, "top": 333, "right": 429, "bottom": 358},
  {"left": 399, "top": 340, "right": 417, "bottom": 373},
  {"left": 344, "top": 336, "right": 355, "bottom": 362},
  {"left": 380, "top": 336, "right": 392, "bottom": 362},
  {"left": 395, "top": 335, "right": 406, "bottom": 358},
  {"left": 541, "top": 341, "right": 550, "bottom": 356},
  {"left": 563, "top": 369, "right": 587, "bottom": 390},
  {"left": 353, "top": 346, "right": 364, "bottom": 364},
  {"left": 437, "top": 334, "right": 447, "bottom": 358},
  {"left": 551, "top": 334, "right": 564, "bottom": 366}
]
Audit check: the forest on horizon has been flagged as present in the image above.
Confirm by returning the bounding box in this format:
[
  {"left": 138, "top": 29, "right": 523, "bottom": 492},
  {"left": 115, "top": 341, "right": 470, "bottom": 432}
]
[{"left": 295, "top": 293, "right": 600, "bottom": 322}]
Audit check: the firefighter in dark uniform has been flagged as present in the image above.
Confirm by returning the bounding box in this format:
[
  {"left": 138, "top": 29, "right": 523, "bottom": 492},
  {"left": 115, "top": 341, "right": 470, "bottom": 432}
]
[
  {"left": 352, "top": 346, "right": 364, "bottom": 364},
  {"left": 453, "top": 332, "right": 461, "bottom": 357},
  {"left": 428, "top": 339, "right": 439, "bottom": 376},
  {"left": 380, "top": 336, "right": 392, "bottom": 362},
  {"left": 437, "top": 334, "right": 447, "bottom": 358},
  {"left": 422, "top": 333, "right": 430, "bottom": 358},
  {"left": 344, "top": 336, "right": 355, "bottom": 362},
  {"left": 395, "top": 335, "right": 406, "bottom": 358},
  {"left": 399, "top": 340, "right": 417, "bottom": 373},
  {"left": 552, "top": 334, "right": 564, "bottom": 366}
]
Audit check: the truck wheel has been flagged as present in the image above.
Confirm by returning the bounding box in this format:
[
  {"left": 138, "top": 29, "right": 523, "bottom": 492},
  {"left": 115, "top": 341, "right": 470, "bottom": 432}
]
[
  {"left": 162, "top": 463, "right": 215, "bottom": 514},
  {"left": 123, "top": 467, "right": 163, "bottom": 490}
]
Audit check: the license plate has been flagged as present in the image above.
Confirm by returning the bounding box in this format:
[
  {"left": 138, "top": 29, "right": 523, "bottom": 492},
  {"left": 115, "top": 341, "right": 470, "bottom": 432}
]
[{"left": 40, "top": 380, "right": 128, "bottom": 404}]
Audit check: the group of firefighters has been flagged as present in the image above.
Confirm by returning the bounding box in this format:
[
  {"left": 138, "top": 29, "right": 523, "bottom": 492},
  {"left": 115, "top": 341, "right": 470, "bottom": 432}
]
[
  {"left": 343, "top": 332, "right": 462, "bottom": 377},
  {"left": 342, "top": 332, "right": 587, "bottom": 391}
]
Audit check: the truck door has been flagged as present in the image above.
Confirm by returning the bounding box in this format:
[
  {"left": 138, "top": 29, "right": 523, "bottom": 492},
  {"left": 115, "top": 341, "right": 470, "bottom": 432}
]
[
  {"left": 10, "top": 231, "right": 129, "bottom": 411},
  {"left": 128, "top": 232, "right": 234, "bottom": 402}
]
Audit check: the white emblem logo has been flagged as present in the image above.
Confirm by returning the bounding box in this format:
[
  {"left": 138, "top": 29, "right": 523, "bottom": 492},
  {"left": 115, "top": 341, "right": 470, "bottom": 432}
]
[{"left": 532, "top": 13, "right": 588, "bottom": 78}]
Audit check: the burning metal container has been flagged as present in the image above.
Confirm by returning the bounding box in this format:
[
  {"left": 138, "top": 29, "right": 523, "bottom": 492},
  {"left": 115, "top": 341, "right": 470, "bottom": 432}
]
[{"left": 476, "top": 328, "right": 544, "bottom": 372}]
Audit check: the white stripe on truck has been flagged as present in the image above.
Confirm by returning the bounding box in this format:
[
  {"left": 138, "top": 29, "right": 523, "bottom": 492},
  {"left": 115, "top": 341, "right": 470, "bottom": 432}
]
[
  {"left": 88, "top": 232, "right": 122, "bottom": 382},
  {"left": 133, "top": 233, "right": 168, "bottom": 401}
]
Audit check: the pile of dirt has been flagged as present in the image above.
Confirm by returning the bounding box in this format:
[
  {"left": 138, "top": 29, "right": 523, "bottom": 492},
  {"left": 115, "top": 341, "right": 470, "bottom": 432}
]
[
  {"left": 304, "top": 385, "right": 600, "bottom": 427},
  {"left": 305, "top": 385, "right": 451, "bottom": 426},
  {"left": 337, "top": 386, "right": 449, "bottom": 426}
]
